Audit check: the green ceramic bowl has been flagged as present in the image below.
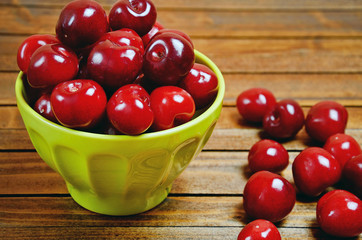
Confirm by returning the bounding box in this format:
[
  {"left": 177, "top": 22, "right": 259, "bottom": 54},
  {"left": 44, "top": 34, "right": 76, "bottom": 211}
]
[{"left": 15, "top": 50, "right": 225, "bottom": 215}]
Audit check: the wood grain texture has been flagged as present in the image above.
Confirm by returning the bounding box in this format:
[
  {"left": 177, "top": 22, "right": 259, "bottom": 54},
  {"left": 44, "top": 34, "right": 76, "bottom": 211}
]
[{"left": 0, "top": 226, "right": 334, "bottom": 240}]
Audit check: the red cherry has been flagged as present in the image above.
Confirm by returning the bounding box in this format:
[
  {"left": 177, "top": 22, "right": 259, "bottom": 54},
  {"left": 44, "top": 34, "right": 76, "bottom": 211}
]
[
  {"left": 248, "top": 139, "right": 289, "bottom": 173},
  {"left": 50, "top": 79, "right": 107, "bottom": 129},
  {"left": 323, "top": 133, "right": 362, "bottom": 168},
  {"left": 153, "top": 29, "right": 194, "bottom": 48},
  {"left": 97, "top": 28, "right": 145, "bottom": 55},
  {"left": 109, "top": 0, "right": 157, "bottom": 36},
  {"left": 142, "top": 21, "right": 164, "bottom": 47},
  {"left": 305, "top": 101, "right": 348, "bottom": 143},
  {"left": 237, "top": 219, "right": 281, "bottom": 240},
  {"left": 33, "top": 93, "right": 58, "bottom": 123},
  {"left": 317, "top": 190, "right": 362, "bottom": 237},
  {"left": 27, "top": 43, "right": 79, "bottom": 88},
  {"left": 150, "top": 86, "right": 195, "bottom": 131},
  {"left": 56, "top": 0, "right": 109, "bottom": 49},
  {"left": 17, "top": 34, "right": 59, "bottom": 73},
  {"left": 107, "top": 84, "right": 153, "bottom": 135},
  {"left": 87, "top": 40, "right": 143, "bottom": 90},
  {"left": 179, "top": 63, "right": 219, "bottom": 109},
  {"left": 342, "top": 154, "right": 362, "bottom": 198},
  {"left": 292, "top": 147, "right": 341, "bottom": 197},
  {"left": 263, "top": 99, "right": 304, "bottom": 139},
  {"left": 243, "top": 171, "right": 296, "bottom": 222},
  {"left": 236, "top": 88, "right": 276, "bottom": 123},
  {"left": 143, "top": 32, "right": 195, "bottom": 86}
]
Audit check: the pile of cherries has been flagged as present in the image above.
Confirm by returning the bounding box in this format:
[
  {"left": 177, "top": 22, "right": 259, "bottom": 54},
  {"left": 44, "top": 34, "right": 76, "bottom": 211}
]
[
  {"left": 17, "top": 0, "right": 219, "bottom": 135},
  {"left": 236, "top": 88, "right": 362, "bottom": 239}
]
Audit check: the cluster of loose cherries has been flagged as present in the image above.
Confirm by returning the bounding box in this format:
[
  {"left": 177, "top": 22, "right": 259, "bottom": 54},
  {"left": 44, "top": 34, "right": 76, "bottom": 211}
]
[
  {"left": 17, "top": 0, "right": 219, "bottom": 135},
  {"left": 236, "top": 88, "right": 362, "bottom": 239}
]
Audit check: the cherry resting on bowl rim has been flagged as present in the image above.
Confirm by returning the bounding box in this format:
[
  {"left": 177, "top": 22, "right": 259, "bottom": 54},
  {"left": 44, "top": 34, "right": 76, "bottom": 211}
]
[
  {"left": 143, "top": 32, "right": 195, "bottom": 86},
  {"left": 107, "top": 84, "right": 153, "bottom": 135},
  {"left": 17, "top": 34, "right": 60, "bottom": 73},
  {"left": 305, "top": 101, "right": 348, "bottom": 143},
  {"left": 243, "top": 170, "right": 296, "bottom": 222},
  {"left": 34, "top": 93, "right": 58, "bottom": 123},
  {"left": 248, "top": 139, "right": 289, "bottom": 173},
  {"left": 50, "top": 79, "right": 107, "bottom": 129},
  {"left": 56, "top": 0, "right": 109, "bottom": 49},
  {"left": 109, "top": 0, "right": 157, "bottom": 36},
  {"left": 236, "top": 88, "right": 276, "bottom": 123},
  {"left": 323, "top": 133, "right": 362, "bottom": 168},
  {"left": 179, "top": 63, "right": 219, "bottom": 109},
  {"left": 27, "top": 43, "right": 79, "bottom": 89},
  {"left": 292, "top": 147, "right": 341, "bottom": 197},
  {"left": 150, "top": 86, "right": 195, "bottom": 131},
  {"left": 317, "top": 190, "right": 362, "bottom": 238},
  {"left": 237, "top": 219, "right": 281, "bottom": 240},
  {"left": 263, "top": 99, "right": 304, "bottom": 139}
]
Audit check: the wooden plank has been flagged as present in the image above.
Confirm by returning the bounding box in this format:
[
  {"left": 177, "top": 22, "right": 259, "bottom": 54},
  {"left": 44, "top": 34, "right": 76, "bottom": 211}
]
[
  {"left": 2, "top": 0, "right": 362, "bottom": 10},
  {"left": 3, "top": 72, "right": 362, "bottom": 107},
  {"left": 0, "top": 196, "right": 318, "bottom": 228},
  {"left": 0, "top": 151, "right": 298, "bottom": 195},
  {"left": 0, "top": 226, "right": 336, "bottom": 240},
  {"left": 1, "top": 6, "right": 362, "bottom": 37},
  {"left": 2, "top": 36, "right": 362, "bottom": 73}
]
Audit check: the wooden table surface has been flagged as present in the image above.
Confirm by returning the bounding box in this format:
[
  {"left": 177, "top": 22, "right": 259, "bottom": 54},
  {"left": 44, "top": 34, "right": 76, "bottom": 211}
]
[{"left": 1, "top": 0, "right": 361, "bottom": 239}]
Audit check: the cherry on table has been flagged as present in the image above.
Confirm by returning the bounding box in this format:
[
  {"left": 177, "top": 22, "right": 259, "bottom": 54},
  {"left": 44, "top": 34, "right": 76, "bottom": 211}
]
[
  {"left": 305, "top": 101, "right": 348, "bottom": 143},
  {"left": 236, "top": 88, "right": 276, "bottom": 123},
  {"left": 248, "top": 139, "right": 289, "bottom": 173},
  {"left": 263, "top": 99, "right": 304, "bottom": 139},
  {"left": 317, "top": 189, "right": 362, "bottom": 238},
  {"left": 292, "top": 147, "right": 341, "bottom": 197},
  {"left": 243, "top": 170, "right": 296, "bottom": 223},
  {"left": 323, "top": 133, "right": 362, "bottom": 168},
  {"left": 237, "top": 219, "right": 281, "bottom": 240},
  {"left": 342, "top": 154, "right": 362, "bottom": 198}
]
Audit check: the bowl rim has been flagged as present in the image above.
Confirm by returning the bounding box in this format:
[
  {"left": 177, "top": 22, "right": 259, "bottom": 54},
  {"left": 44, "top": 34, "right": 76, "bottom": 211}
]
[{"left": 15, "top": 50, "right": 225, "bottom": 140}]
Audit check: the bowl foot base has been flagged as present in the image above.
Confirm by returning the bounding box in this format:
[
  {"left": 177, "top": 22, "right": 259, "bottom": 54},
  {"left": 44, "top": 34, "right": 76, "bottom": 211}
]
[{"left": 66, "top": 183, "right": 172, "bottom": 216}]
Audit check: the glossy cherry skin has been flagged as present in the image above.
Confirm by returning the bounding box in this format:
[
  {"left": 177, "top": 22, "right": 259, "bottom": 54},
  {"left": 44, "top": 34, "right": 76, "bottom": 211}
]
[
  {"left": 56, "top": 0, "right": 109, "bottom": 49},
  {"left": 292, "top": 147, "right": 341, "bottom": 197},
  {"left": 150, "top": 86, "right": 195, "bottom": 131},
  {"left": 323, "top": 133, "right": 362, "bottom": 169},
  {"left": 305, "top": 101, "right": 348, "bottom": 143},
  {"left": 107, "top": 84, "right": 153, "bottom": 135},
  {"left": 236, "top": 88, "right": 276, "bottom": 123},
  {"left": 179, "top": 63, "right": 218, "bottom": 109},
  {"left": 33, "top": 93, "right": 58, "bottom": 123},
  {"left": 143, "top": 32, "right": 195, "bottom": 86},
  {"left": 317, "top": 190, "right": 362, "bottom": 237},
  {"left": 97, "top": 28, "right": 144, "bottom": 55},
  {"left": 50, "top": 79, "right": 107, "bottom": 129},
  {"left": 109, "top": 0, "right": 157, "bottom": 36},
  {"left": 342, "top": 154, "right": 362, "bottom": 198},
  {"left": 153, "top": 29, "right": 194, "bottom": 48},
  {"left": 27, "top": 43, "right": 79, "bottom": 88},
  {"left": 243, "top": 171, "right": 296, "bottom": 223},
  {"left": 142, "top": 21, "right": 164, "bottom": 47},
  {"left": 87, "top": 40, "right": 143, "bottom": 90},
  {"left": 248, "top": 139, "right": 289, "bottom": 173},
  {"left": 237, "top": 219, "right": 281, "bottom": 240},
  {"left": 17, "top": 34, "right": 59, "bottom": 73},
  {"left": 263, "top": 99, "right": 304, "bottom": 139}
]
